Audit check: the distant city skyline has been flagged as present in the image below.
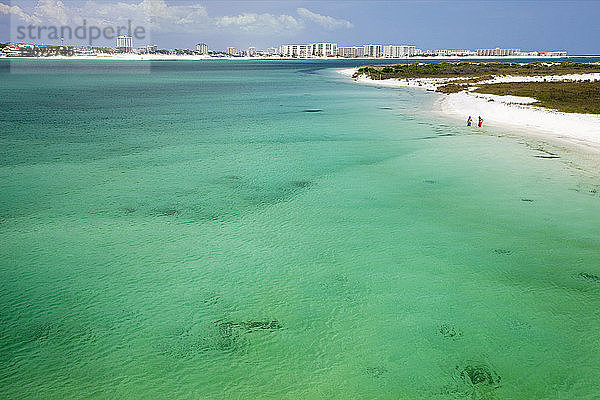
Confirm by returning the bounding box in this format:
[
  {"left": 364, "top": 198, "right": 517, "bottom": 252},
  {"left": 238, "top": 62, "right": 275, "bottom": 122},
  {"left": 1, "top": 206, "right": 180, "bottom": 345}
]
[{"left": 1, "top": 0, "right": 599, "bottom": 54}]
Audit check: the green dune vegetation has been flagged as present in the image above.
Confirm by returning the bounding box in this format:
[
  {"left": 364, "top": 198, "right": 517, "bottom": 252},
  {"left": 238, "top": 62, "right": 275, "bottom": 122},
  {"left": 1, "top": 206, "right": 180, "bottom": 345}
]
[
  {"left": 354, "top": 62, "right": 600, "bottom": 80},
  {"left": 354, "top": 62, "right": 600, "bottom": 114},
  {"left": 473, "top": 81, "right": 600, "bottom": 114}
]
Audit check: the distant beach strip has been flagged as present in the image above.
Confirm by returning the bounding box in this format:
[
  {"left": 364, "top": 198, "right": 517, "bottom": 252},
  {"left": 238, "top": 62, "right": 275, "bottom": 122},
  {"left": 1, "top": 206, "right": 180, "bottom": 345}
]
[{"left": 338, "top": 63, "right": 600, "bottom": 153}]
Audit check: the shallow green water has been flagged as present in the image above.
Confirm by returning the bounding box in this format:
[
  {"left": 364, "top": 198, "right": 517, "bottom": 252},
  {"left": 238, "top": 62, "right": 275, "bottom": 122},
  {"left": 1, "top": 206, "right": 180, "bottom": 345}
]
[{"left": 1, "top": 60, "right": 600, "bottom": 399}]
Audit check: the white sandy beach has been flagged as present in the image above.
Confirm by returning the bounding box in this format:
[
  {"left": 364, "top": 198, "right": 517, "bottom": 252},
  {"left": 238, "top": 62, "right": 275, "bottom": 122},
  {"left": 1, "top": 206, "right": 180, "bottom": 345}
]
[{"left": 339, "top": 68, "right": 600, "bottom": 151}]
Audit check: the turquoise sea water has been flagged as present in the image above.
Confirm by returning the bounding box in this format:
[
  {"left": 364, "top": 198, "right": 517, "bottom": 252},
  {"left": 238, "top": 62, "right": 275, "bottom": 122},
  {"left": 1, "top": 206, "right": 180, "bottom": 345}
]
[{"left": 1, "top": 59, "right": 600, "bottom": 399}]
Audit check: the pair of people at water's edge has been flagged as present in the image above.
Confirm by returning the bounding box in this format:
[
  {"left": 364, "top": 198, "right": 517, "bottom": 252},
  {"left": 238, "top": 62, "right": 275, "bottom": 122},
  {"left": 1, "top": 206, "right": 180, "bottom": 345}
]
[{"left": 467, "top": 116, "right": 484, "bottom": 127}]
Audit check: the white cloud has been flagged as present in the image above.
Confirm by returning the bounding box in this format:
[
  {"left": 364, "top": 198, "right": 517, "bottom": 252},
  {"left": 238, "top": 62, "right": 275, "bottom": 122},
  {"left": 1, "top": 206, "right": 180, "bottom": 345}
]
[
  {"left": 61, "top": 0, "right": 210, "bottom": 33},
  {"left": 0, "top": 2, "right": 41, "bottom": 23},
  {"left": 215, "top": 12, "right": 303, "bottom": 34},
  {"left": 33, "top": 0, "right": 70, "bottom": 25},
  {"left": 1, "top": 0, "right": 352, "bottom": 36},
  {"left": 297, "top": 7, "right": 353, "bottom": 30}
]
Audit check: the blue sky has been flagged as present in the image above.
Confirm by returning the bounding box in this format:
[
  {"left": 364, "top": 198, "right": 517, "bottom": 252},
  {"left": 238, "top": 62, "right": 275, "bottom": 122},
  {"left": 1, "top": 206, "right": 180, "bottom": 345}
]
[{"left": 1, "top": 0, "right": 599, "bottom": 54}]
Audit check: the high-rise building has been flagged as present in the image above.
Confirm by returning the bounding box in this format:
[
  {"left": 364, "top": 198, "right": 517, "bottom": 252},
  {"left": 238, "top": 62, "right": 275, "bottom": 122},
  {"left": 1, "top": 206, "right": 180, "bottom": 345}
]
[
  {"left": 196, "top": 43, "right": 209, "bottom": 54},
  {"left": 279, "top": 44, "right": 312, "bottom": 58},
  {"left": 311, "top": 43, "right": 338, "bottom": 57},
  {"left": 363, "top": 44, "right": 382, "bottom": 58},
  {"left": 382, "top": 45, "right": 417, "bottom": 58},
  {"left": 116, "top": 35, "right": 133, "bottom": 53},
  {"left": 226, "top": 46, "right": 238, "bottom": 56},
  {"left": 337, "top": 46, "right": 365, "bottom": 58},
  {"left": 476, "top": 48, "right": 520, "bottom": 56},
  {"left": 247, "top": 46, "right": 256, "bottom": 56}
]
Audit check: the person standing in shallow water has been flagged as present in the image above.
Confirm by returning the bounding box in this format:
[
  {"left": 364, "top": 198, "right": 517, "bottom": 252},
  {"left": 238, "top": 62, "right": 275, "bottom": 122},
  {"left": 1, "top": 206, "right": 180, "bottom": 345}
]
[
  {"left": 467, "top": 116, "right": 472, "bottom": 126},
  {"left": 478, "top": 116, "right": 484, "bottom": 127}
]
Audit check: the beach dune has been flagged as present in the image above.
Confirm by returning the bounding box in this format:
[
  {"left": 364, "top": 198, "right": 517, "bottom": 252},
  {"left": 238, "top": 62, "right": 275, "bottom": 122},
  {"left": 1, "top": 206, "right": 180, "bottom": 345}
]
[{"left": 340, "top": 68, "right": 600, "bottom": 152}]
